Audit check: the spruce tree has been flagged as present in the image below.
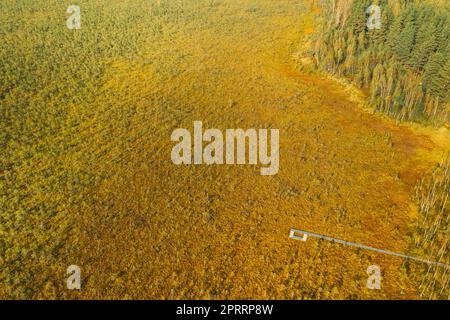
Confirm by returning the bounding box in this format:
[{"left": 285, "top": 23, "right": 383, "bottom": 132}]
[
  {"left": 387, "top": 10, "right": 405, "bottom": 54},
  {"left": 423, "top": 52, "right": 446, "bottom": 99},
  {"left": 394, "top": 7, "right": 417, "bottom": 63},
  {"left": 347, "top": 0, "right": 371, "bottom": 36},
  {"left": 409, "top": 23, "right": 437, "bottom": 71}
]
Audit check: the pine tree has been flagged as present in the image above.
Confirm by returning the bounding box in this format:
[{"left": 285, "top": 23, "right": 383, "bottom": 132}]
[
  {"left": 423, "top": 52, "right": 447, "bottom": 100},
  {"left": 407, "top": 6, "right": 436, "bottom": 70},
  {"left": 343, "top": 32, "right": 357, "bottom": 74},
  {"left": 386, "top": 10, "right": 405, "bottom": 54},
  {"left": 394, "top": 7, "right": 417, "bottom": 63},
  {"left": 369, "top": 0, "right": 393, "bottom": 43},
  {"left": 408, "top": 22, "right": 437, "bottom": 71},
  {"left": 370, "top": 63, "right": 384, "bottom": 102},
  {"left": 347, "top": 0, "right": 371, "bottom": 36},
  {"left": 434, "top": 14, "right": 449, "bottom": 54},
  {"left": 435, "top": 58, "right": 450, "bottom": 101}
]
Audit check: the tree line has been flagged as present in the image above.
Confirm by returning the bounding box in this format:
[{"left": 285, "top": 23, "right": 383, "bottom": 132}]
[{"left": 314, "top": 0, "right": 449, "bottom": 125}]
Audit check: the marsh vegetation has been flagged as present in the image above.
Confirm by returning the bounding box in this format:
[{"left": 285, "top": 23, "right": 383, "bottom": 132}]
[{"left": 1, "top": 0, "right": 448, "bottom": 299}]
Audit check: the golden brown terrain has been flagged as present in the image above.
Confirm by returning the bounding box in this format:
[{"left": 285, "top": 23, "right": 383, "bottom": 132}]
[{"left": 1, "top": 0, "right": 449, "bottom": 299}]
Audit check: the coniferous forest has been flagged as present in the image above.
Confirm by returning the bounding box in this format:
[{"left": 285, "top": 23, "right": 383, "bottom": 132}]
[{"left": 314, "top": 0, "right": 449, "bottom": 125}]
